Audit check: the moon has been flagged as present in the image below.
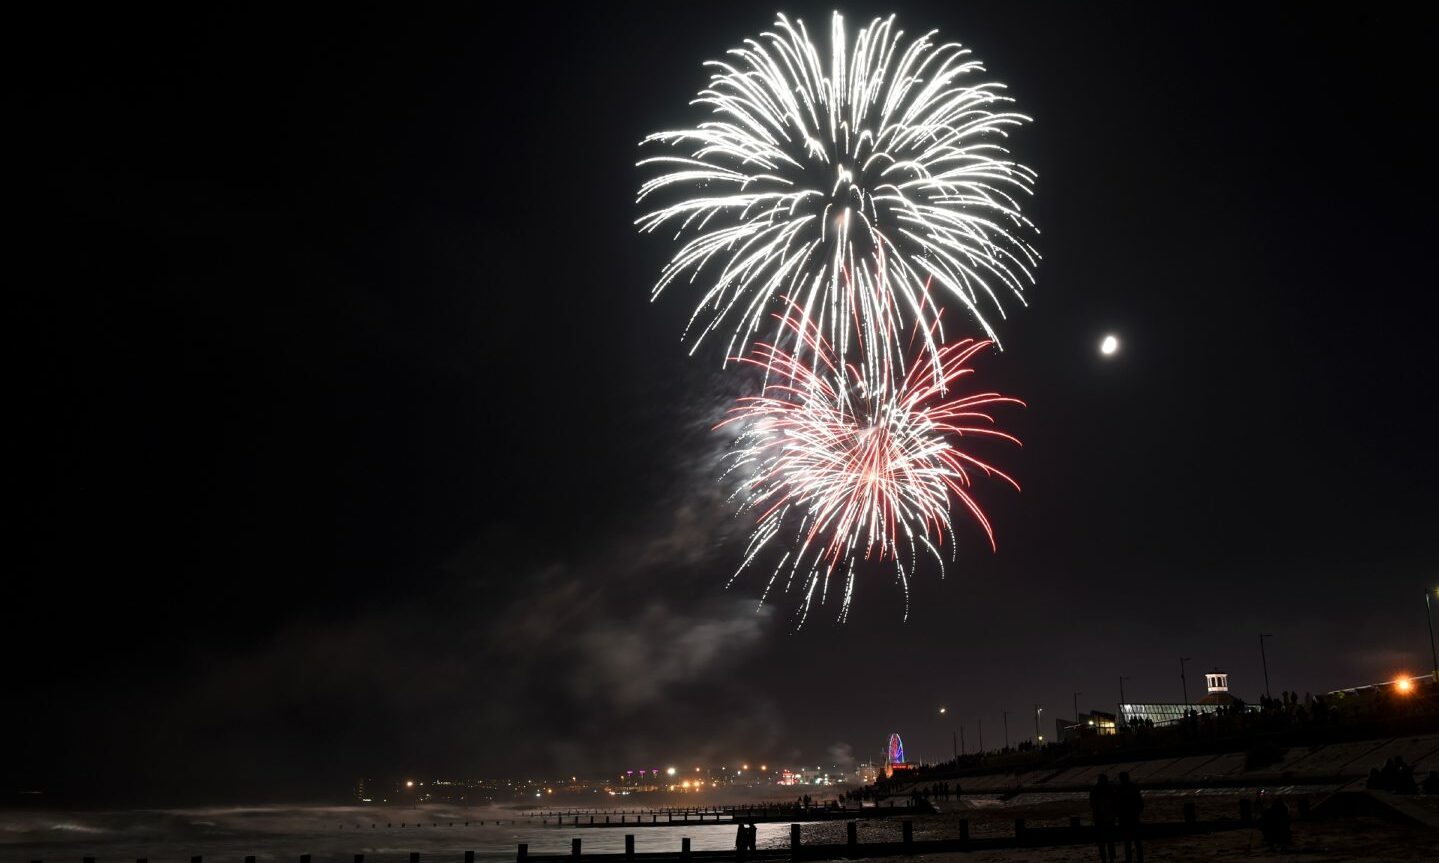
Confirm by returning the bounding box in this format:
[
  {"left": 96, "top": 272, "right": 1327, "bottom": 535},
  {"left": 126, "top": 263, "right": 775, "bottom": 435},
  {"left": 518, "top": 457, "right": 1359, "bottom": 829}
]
[{"left": 1100, "top": 334, "right": 1120, "bottom": 356}]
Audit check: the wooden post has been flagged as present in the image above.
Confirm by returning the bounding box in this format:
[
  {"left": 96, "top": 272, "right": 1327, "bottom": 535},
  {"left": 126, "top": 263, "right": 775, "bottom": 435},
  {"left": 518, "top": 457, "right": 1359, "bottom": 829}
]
[
  {"left": 682, "top": 837, "right": 691, "bottom": 860},
  {"left": 572, "top": 838, "right": 581, "bottom": 858},
  {"left": 408, "top": 855, "right": 417, "bottom": 863},
  {"left": 846, "top": 820, "right": 857, "bottom": 856},
  {"left": 517, "top": 844, "right": 528, "bottom": 863},
  {"left": 1239, "top": 799, "right": 1253, "bottom": 824},
  {"left": 790, "top": 823, "right": 802, "bottom": 861},
  {"left": 355, "top": 856, "right": 365, "bottom": 863},
  {"left": 902, "top": 820, "right": 913, "bottom": 854},
  {"left": 959, "top": 819, "right": 969, "bottom": 841},
  {"left": 466, "top": 852, "right": 475, "bottom": 863},
  {"left": 246, "top": 857, "right": 257, "bottom": 863},
  {"left": 301, "top": 857, "right": 311, "bottom": 863},
  {"left": 1183, "top": 801, "right": 1196, "bottom": 824},
  {"left": 1014, "top": 818, "right": 1026, "bottom": 841},
  {"left": 625, "top": 834, "right": 635, "bottom": 858}
]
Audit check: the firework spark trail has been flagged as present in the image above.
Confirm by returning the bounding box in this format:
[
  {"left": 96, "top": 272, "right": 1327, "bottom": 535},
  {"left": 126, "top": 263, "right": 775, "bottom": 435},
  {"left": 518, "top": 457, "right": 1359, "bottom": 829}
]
[
  {"left": 719, "top": 308, "right": 1023, "bottom": 626},
  {"left": 637, "top": 12, "right": 1039, "bottom": 379}
]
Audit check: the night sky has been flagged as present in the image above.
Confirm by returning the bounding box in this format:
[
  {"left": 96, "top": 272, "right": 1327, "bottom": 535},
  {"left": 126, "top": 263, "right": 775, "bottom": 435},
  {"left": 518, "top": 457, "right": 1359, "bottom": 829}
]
[{"left": 13, "top": 2, "right": 1439, "bottom": 805}]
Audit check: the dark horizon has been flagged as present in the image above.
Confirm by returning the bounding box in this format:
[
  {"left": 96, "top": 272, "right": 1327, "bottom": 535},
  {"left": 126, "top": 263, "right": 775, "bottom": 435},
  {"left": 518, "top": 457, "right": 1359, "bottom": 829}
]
[{"left": 12, "top": 2, "right": 1439, "bottom": 807}]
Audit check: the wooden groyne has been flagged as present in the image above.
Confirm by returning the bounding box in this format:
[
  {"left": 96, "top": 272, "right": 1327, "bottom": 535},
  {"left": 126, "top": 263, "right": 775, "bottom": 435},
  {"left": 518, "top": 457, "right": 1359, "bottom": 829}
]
[
  {"left": 514, "top": 816, "right": 1254, "bottom": 862},
  {"left": 40, "top": 800, "right": 1279, "bottom": 863}
]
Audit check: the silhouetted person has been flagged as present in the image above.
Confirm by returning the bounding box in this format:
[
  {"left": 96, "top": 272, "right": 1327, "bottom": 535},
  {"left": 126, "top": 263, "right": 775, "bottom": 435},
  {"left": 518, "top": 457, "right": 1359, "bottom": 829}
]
[
  {"left": 747, "top": 821, "right": 757, "bottom": 852},
  {"left": 1115, "top": 772, "right": 1143, "bottom": 863},
  {"left": 1394, "top": 756, "right": 1418, "bottom": 794},
  {"left": 1260, "top": 800, "right": 1291, "bottom": 850},
  {"left": 1089, "top": 774, "right": 1116, "bottom": 863},
  {"left": 735, "top": 822, "right": 747, "bottom": 860}
]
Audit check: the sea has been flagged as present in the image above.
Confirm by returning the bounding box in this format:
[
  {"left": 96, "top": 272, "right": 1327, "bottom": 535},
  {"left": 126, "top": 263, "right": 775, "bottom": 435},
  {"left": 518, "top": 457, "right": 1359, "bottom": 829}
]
[{"left": 0, "top": 805, "right": 801, "bottom": 863}]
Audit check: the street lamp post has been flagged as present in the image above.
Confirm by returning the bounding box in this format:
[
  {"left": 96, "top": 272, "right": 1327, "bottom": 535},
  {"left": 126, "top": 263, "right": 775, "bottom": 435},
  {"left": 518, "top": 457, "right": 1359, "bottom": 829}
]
[
  {"left": 940, "top": 707, "right": 955, "bottom": 760},
  {"left": 1426, "top": 589, "right": 1439, "bottom": 684},
  {"left": 1002, "top": 710, "right": 1010, "bottom": 750},
  {"left": 1180, "top": 657, "right": 1192, "bottom": 706},
  {"left": 1034, "top": 705, "right": 1044, "bottom": 744},
  {"left": 1259, "top": 633, "right": 1274, "bottom": 699}
]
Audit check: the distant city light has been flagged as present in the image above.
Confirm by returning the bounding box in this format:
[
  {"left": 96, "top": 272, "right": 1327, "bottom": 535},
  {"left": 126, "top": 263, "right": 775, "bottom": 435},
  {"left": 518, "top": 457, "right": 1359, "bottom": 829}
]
[
  {"left": 938, "top": 707, "right": 947, "bottom": 714},
  {"left": 666, "top": 767, "right": 676, "bottom": 776},
  {"left": 405, "top": 780, "right": 414, "bottom": 788},
  {"left": 1101, "top": 334, "right": 1119, "bottom": 356},
  {"left": 1396, "top": 677, "right": 1414, "bottom": 693}
]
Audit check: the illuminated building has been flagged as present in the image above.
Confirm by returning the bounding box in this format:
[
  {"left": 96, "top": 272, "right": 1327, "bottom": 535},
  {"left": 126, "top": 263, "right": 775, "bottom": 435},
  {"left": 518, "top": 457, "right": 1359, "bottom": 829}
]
[
  {"left": 1056, "top": 710, "right": 1118, "bottom": 742},
  {"left": 1119, "top": 670, "right": 1254, "bottom": 727}
]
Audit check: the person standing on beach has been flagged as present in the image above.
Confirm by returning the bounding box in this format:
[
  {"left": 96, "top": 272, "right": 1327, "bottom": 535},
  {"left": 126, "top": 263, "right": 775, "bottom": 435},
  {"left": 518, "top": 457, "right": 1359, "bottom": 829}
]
[
  {"left": 1115, "top": 772, "right": 1143, "bottom": 863},
  {"left": 1089, "top": 773, "right": 1117, "bottom": 863}
]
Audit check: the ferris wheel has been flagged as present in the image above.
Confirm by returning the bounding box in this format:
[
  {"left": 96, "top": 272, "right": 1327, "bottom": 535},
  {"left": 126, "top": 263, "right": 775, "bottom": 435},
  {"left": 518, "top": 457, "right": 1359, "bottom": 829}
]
[{"left": 885, "top": 732, "right": 905, "bottom": 766}]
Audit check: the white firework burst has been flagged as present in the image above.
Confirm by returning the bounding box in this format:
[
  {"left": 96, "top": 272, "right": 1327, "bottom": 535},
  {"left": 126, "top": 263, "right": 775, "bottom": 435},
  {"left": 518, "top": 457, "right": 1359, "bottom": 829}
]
[{"left": 637, "top": 12, "right": 1039, "bottom": 377}]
